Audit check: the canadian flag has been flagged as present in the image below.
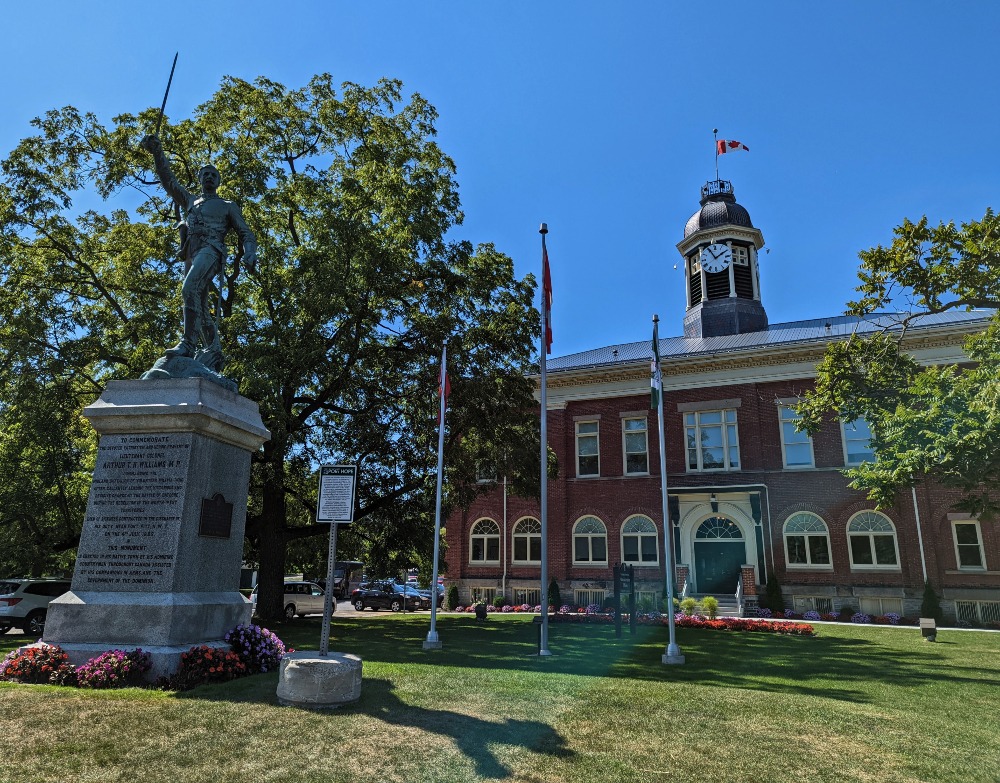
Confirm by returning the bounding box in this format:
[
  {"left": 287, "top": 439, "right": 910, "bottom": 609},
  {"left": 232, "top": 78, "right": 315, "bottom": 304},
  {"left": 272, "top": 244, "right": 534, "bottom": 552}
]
[{"left": 716, "top": 140, "right": 749, "bottom": 154}]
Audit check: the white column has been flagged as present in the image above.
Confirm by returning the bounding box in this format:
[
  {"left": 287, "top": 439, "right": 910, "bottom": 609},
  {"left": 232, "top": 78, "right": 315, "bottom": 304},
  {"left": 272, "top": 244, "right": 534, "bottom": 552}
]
[
  {"left": 750, "top": 246, "right": 761, "bottom": 301},
  {"left": 727, "top": 241, "right": 736, "bottom": 297},
  {"left": 684, "top": 256, "right": 692, "bottom": 308}
]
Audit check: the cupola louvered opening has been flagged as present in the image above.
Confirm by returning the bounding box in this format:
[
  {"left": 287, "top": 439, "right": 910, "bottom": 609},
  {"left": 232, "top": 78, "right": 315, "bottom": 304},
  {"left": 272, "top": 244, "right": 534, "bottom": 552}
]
[
  {"left": 705, "top": 269, "right": 730, "bottom": 299},
  {"left": 734, "top": 263, "right": 754, "bottom": 298},
  {"left": 689, "top": 258, "right": 703, "bottom": 302}
]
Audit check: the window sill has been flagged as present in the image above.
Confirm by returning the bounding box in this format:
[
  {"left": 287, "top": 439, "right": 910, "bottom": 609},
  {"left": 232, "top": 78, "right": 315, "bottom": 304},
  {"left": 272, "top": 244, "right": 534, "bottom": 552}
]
[
  {"left": 782, "top": 464, "right": 816, "bottom": 471},
  {"left": 848, "top": 565, "right": 901, "bottom": 572},
  {"left": 468, "top": 561, "right": 501, "bottom": 566},
  {"left": 945, "top": 568, "right": 997, "bottom": 575},
  {"left": 624, "top": 472, "right": 651, "bottom": 478},
  {"left": 572, "top": 562, "right": 609, "bottom": 568},
  {"left": 785, "top": 564, "right": 834, "bottom": 571},
  {"left": 511, "top": 562, "right": 541, "bottom": 567}
]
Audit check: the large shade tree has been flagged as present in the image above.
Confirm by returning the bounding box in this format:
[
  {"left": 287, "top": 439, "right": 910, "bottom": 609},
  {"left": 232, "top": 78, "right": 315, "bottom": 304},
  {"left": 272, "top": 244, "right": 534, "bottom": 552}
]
[
  {"left": 0, "top": 75, "right": 543, "bottom": 619},
  {"left": 797, "top": 210, "right": 1000, "bottom": 518}
]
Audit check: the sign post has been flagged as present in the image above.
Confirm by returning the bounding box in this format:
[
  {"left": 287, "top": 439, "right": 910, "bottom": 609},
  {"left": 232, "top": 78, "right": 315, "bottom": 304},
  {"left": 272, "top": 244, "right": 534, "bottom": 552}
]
[{"left": 317, "top": 465, "right": 357, "bottom": 657}]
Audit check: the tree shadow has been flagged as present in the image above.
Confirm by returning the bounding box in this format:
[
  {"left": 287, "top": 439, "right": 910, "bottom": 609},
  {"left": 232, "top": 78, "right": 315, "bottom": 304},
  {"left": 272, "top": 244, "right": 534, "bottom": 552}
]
[
  {"left": 173, "top": 671, "right": 573, "bottom": 780},
  {"left": 353, "top": 677, "right": 574, "bottom": 779}
]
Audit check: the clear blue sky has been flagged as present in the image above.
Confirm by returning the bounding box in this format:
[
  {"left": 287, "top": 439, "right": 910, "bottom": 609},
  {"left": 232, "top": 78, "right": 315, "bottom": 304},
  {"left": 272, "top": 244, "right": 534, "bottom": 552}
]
[{"left": 3, "top": 2, "right": 998, "bottom": 357}]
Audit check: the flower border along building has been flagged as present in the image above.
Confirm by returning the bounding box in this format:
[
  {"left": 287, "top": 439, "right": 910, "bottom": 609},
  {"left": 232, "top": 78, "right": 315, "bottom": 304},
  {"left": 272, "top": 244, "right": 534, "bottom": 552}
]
[{"left": 444, "top": 179, "right": 999, "bottom": 623}]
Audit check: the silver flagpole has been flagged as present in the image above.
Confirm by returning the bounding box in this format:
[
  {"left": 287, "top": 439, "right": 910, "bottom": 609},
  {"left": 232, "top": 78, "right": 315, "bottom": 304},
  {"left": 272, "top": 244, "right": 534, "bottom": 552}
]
[
  {"left": 539, "top": 224, "right": 551, "bottom": 656},
  {"left": 424, "top": 342, "right": 447, "bottom": 650},
  {"left": 655, "top": 314, "right": 684, "bottom": 665}
]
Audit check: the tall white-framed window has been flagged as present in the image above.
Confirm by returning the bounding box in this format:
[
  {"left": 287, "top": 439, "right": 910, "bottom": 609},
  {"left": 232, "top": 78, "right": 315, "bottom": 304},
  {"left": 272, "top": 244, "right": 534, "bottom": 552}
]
[
  {"left": 778, "top": 405, "right": 814, "bottom": 468},
  {"left": 847, "top": 511, "right": 899, "bottom": 570},
  {"left": 843, "top": 417, "right": 875, "bottom": 466},
  {"left": 685, "top": 409, "right": 740, "bottom": 471},
  {"left": 469, "top": 519, "right": 500, "bottom": 564},
  {"left": 576, "top": 420, "right": 600, "bottom": 477},
  {"left": 622, "top": 416, "right": 649, "bottom": 475},
  {"left": 621, "top": 515, "right": 658, "bottom": 565},
  {"left": 953, "top": 520, "right": 986, "bottom": 570},
  {"left": 783, "top": 512, "right": 832, "bottom": 568},
  {"left": 572, "top": 516, "right": 608, "bottom": 565},
  {"left": 512, "top": 517, "right": 542, "bottom": 564}
]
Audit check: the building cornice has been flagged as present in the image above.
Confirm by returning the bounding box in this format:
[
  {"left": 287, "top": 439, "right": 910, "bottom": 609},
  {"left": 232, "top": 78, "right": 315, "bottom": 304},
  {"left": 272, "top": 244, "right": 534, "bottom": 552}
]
[{"left": 535, "top": 322, "right": 982, "bottom": 405}]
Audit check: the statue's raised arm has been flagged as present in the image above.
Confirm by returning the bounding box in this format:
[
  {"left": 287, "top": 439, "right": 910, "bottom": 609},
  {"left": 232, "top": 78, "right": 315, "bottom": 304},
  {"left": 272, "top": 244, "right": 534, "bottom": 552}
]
[{"left": 141, "top": 134, "right": 193, "bottom": 211}]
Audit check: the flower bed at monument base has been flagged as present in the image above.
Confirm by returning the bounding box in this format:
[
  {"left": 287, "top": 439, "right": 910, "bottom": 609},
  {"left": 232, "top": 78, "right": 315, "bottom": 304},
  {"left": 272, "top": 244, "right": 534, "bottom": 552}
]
[{"left": 0, "top": 623, "right": 291, "bottom": 690}]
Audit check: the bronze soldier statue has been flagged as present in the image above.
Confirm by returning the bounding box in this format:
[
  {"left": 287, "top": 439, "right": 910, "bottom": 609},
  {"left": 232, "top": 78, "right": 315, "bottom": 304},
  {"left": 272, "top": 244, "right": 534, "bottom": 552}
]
[{"left": 140, "top": 134, "right": 256, "bottom": 370}]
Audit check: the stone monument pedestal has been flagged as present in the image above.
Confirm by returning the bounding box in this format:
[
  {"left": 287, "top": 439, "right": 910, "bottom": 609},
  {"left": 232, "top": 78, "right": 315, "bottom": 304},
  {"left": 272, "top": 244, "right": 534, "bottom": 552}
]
[
  {"left": 43, "top": 378, "right": 269, "bottom": 679},
  {"left": 276, "top": 651, "right": 362, "bottom": 709}
]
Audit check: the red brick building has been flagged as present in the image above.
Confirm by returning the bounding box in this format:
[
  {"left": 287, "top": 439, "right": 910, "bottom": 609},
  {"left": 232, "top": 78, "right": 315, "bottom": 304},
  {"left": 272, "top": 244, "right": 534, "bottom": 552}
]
[{"left": 444, "top": 180, "right": 999, "bottom": 623}]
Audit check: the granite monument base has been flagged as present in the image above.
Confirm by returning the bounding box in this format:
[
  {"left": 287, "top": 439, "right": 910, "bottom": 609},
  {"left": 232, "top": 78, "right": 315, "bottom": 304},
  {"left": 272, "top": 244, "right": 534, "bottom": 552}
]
[
  {"left": 276, "top": 651, "right": 362, "bottom": 709},
  {"left": 42, "top": 378, "right": 269, "bottom": 680}
]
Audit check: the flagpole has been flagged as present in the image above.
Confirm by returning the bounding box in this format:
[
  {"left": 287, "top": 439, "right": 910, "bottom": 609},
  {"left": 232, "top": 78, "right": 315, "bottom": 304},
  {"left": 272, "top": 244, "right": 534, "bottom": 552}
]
[
  {"left": 713, "top": 128, "right": 719, "bottom": 180},
  {"left": 654, "top": 314, "right": 684, "bottom": 665},
  {"left": 538, "top": 223, "right": 552, "bottom": 656},
  {"left": 423, "top": 341, "right": 447, "bottom": 650}
]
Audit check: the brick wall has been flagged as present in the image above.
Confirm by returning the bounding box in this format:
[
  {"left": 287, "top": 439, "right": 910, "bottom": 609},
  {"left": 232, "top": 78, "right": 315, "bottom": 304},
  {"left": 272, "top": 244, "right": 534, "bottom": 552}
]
[{"left": 443, "top": 378, "right": 1000, "bottom": 609}]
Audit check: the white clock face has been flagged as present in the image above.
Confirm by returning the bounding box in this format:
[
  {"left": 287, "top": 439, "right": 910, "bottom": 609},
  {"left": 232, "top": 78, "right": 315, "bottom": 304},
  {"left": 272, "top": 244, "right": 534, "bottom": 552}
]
[{"left": 700, "top": 243, "right": 733, "bottom": 273}]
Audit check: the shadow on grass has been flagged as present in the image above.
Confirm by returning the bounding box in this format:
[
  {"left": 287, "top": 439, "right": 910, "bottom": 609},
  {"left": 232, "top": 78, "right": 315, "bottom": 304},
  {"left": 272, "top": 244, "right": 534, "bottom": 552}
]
[
  {"left": 172, "top": 668, "right": 573, "bottom": 779},
  {"left": 277, "top": 614, "right": 1000, "bottom": 705},
  {"left": 357, "top": 676, "right": 574, "bottom": 779}
]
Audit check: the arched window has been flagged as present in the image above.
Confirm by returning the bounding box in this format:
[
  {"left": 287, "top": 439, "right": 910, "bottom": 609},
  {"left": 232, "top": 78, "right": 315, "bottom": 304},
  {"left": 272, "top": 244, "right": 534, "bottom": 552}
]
[
  {"left": 695, "top": 517, "right": 744, "bottom": 539},
  {"left": 784, "top": 512, "right": 832, "bottom": 567},
  {"left": 621, "top": 515, "right": 658, "bottom": 565},
  {"left": 512, "top": 517, "right": 541, "bottom": 564},
  {"left": 847, "top": 511, "right": 899, "bottom": 569},
  {"left": 573, "top": 516, "right": 608, "bottom": 565},
  {"left": 469, "top": 519, "right": 500, "bottom": 563}
]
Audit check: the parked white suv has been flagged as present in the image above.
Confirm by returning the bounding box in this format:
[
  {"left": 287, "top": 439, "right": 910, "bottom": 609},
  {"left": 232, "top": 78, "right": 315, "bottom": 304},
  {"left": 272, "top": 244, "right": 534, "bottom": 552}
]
[
  {"left": 249, "top": 581, "right": 333, "bottom": 620},
  {"left": 0, "top": 578, "right": 72, "bottom": 636}
]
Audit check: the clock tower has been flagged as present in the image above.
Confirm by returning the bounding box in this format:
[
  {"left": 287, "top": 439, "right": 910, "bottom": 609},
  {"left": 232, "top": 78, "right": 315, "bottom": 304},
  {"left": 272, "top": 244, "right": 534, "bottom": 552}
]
[{"left": 677, "top": 180, "right": 767, "bottom": 338}]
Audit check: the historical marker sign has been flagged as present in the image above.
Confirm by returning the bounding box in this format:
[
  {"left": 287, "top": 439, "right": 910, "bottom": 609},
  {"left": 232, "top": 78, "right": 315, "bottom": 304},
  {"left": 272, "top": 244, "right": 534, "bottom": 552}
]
[{"left": 316, "top": 465, "right": 357, "bottom": 523}]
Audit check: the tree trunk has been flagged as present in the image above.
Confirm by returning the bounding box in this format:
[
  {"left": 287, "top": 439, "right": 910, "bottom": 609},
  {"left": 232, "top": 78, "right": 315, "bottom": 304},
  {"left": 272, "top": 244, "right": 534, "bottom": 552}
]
[{"left": 254, "top": 446, "right": 289, "bottom": 624}]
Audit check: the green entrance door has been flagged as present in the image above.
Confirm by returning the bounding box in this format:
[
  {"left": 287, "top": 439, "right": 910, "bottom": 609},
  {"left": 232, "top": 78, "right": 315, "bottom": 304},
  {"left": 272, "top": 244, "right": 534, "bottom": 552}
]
[{"left": 693, "top": 516, "right": 746, "bottom": 595}]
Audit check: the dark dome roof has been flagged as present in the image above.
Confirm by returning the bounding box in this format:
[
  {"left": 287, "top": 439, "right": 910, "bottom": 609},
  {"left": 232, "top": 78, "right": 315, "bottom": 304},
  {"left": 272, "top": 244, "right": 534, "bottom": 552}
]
[{"left": 684, "top": 198, "right": 754, "bottom": 238}]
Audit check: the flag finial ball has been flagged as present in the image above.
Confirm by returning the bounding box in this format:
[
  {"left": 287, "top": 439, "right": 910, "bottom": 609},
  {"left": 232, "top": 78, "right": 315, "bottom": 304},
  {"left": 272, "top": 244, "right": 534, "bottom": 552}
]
[{"left": 539, "top": 223, "right": 548, "bottom": 235}]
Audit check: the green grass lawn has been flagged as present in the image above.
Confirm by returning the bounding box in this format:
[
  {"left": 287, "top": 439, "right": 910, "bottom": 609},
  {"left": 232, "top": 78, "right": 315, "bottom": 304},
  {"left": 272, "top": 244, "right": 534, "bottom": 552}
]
[{"left": 1, "top": 615, "right": 998, "bottom": 783}]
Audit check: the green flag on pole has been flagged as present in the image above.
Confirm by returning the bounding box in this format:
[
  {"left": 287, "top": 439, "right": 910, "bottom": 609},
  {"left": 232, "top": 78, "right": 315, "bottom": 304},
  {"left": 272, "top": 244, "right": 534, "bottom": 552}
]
[{"left": 650, "top": 321, "right": 661, "bottom": 409}]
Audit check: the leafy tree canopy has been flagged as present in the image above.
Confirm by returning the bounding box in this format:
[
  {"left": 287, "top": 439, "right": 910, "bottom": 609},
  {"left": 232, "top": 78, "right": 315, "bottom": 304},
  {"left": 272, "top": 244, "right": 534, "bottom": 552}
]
[
  {"left": 797, "top": 211, "right": 1000, "bottom": 517},
  {"left": 0, "top": 75, "right": 544, "bottom": 617}
]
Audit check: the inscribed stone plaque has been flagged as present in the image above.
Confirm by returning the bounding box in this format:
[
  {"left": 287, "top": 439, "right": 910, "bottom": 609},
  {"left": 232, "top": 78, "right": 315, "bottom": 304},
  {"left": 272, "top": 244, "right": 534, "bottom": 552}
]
[
  {"left": 199, "top": 493, "right": 233, "bottom": 538},
  {"left": 72, "top": 432, "right": 192, "bottom": 592}
]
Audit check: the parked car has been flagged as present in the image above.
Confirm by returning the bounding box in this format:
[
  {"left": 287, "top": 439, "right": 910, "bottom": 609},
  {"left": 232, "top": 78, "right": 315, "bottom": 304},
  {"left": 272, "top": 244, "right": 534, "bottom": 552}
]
[
  {"left": 0, "top": 578, "right": 72, "bottom": 635},
  {"left": 351, "top": 581, "right": 431, "bottom": 612},
  {"left": 250, "top": 580, "right": 334, "bottom": 620},
  {"left": 417, "top": 584, "right": 446, "bottom": 605}
]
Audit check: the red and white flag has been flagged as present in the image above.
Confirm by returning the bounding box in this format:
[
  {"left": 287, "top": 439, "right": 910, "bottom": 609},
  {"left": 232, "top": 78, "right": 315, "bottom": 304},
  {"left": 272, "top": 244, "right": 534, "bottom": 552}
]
[
  {"left": 716, "top": 140, "right": 749, "bottom": 154},
  {"left": 542, "top": 239, "right": 553, "bottom": 354}
]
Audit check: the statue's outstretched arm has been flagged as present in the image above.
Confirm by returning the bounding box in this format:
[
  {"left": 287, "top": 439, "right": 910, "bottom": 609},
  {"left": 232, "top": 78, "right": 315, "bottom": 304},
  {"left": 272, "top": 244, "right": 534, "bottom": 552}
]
[{"left": 140, "top": 134, "right": 192, "bottom": 209}]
